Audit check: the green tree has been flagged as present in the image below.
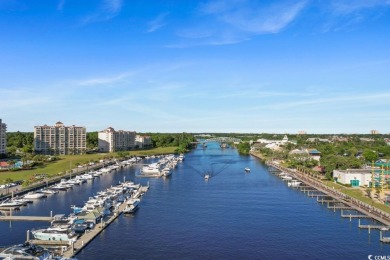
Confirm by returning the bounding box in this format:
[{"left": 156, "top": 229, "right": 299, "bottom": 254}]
[
  {"left": 363, "top": 150, "right": 378, "bottom": 163},
  {"left": 237, "top": 142, "right": 250, "bottom": 155}
]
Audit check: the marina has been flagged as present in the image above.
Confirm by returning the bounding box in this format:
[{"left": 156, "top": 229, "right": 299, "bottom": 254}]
[{"left": 1, "top": 144, "right": 390, "bottom": 259}]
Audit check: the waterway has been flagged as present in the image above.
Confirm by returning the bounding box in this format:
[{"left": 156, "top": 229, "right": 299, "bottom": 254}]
[{"left": 1, "top": 142, "right": 389, "bottom": 259}]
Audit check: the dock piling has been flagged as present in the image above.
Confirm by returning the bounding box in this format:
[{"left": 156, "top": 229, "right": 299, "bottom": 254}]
[{"left": 26, "top": 230, "right": 29, "bottom": 241}]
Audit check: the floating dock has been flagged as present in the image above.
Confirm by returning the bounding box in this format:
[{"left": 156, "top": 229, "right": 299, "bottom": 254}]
[
  {"left": 0, "top": 216, "right": 52, "bottom": 222},
  {"left": 258, "top": 157, "right": 390, "bottom": 244},
  {"left": 61, "top": 201, "right": 129, "bottom": 258}
]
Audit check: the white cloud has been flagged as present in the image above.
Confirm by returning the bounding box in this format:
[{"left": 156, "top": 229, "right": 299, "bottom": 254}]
[
  {"left": 81, "top": 0, "right": 123, "bottom": 25},
  {"left": 173, "top": 0, "right": 307, "bottom": 46},
  {"left": 147, "top": 12, "right": 169, "bottom": 33},
  {"left": 76, "top": 71, "right": 135, "bottom": 86},
  {"left": 329, "top": 0, "right": 390, "bottom": 14},
  {"left": 103, "top": 0, "right": 123, "bottom": 13}
]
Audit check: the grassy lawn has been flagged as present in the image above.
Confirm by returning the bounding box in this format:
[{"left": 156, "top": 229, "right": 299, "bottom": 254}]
[
  {"left": 323, "top": 180, "right": 390, "bottom": 214},
  {"left": 0, "top": 147, "right": 178, "bottom": 183}
]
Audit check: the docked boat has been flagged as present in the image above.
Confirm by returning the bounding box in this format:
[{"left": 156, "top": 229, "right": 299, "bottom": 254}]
[
  {"left": 24, "top": 192, "right": 46, "bottom": 199},
  {"left": 0, "top": 199, "right": 24, "bottom": 207},
  {"left": 244, "top": 167, "right": 251, "bottom": 172},
  {"left": 0, "top": 242, "right": 52, "bottom": 260},
  {"left": 161, "top": 167, "right": 172, "bottom": 177},
  {"left": 40, "top": 188, "right": 58, "bottom": 195},
  {"left": 141, "top": 163, "right": 161, "bottom": 174},
  {"left": 123, "top": 199, "right": 140, "bottom": 214},
  {"left": 281, "top": 175, "right": 293, "bottom": 181},
  {"left": 31, "top": 228, "right": 78, "bottom": 242},
  {"left": 287, "top": 180, "right": 302, "bottom": 187},
  {"left": 71, "top": 219, "right": 95, "bottom": 233}
]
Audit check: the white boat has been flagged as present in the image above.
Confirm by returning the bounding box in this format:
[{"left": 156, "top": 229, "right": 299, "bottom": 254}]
[
  {"left": 281, "top": 175, "right": 293, "bottom": 181},
  {"left": 287, "top": 180, "right": 302, "bottom": 187},
  {"left": 244, "top": 167, "right": 251, "bottom": 172},
  {"left": 162, "top": 167, "right": 172, "bottom": 177},
  {"left": 0, "top": 199, "right": 24, "bottom": 207},
  {"left": 123, "top": 199, "right": 140, "bottom": 214},
  {"left": 51, "top": 184, "right": 70, "bottom": 191},
  {"left": 0, "top": 242, "right": 53, "bottom": 260},
  {"left": 141, "top": 163, "right": 161, "bottom": 174},
  {"left": 204, "top": 174, "right": 210, "bottom": 180},
  {"left": 31, "top": 228, "right": 78, "bottom": 242},
  {"left": 40, "top": 188, "right": 58, "bottom": 194},
  {"left": 24, "top": 192, "right": 46, "bottom": 199}
]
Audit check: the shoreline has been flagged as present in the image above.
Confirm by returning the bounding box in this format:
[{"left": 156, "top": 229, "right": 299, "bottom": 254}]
[{"left": 250, "top": 151, "right": 390, "bottom": 227}]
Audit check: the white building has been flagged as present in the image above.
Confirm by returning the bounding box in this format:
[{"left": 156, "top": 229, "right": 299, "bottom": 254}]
[
  {"left": 135, "top": 135, "right": 153, "bottom": 149},
  {"left": 333, "top": 169, "right": 372, "bottom": 187},
  {"left": 0, "top": 119, "right": 6, "bottom": 155},
  {"left": 256, "top": 135, "right": 289, "bottom": 145},
  {"left": 98, "top": 127, "right": 136, "bottom": 152},
  {"left": 34, "top": 121, "right": 86, "bottom": 155}
]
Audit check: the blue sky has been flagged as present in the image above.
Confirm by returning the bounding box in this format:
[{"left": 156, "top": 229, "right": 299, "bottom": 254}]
[{"left": 1, "top": 0, "right": 390, "bottom": 134}]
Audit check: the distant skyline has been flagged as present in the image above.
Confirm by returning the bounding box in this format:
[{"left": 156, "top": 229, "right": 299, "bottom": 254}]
[{"left": 1, "top": 0, "right": 390, "bottom": 133}]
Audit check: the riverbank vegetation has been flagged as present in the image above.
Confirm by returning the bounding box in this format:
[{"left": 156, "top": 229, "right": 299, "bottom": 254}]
[{"left": 0, "top": 147, "right": 178, "bottom": 184}]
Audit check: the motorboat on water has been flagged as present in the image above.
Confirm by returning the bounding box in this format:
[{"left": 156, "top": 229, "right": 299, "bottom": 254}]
[
  {"left": 287, "top": 180, "right": 302, "bottom": 187},
  {"left": 123, "top": 198, "right": 140, "bottom": 214},
  {"left": 40, "top": 188, "right": 58, "bottom": 195},
  {"left": 244, "top": 167, "right": 251, "bottom": 172},
  {"left": 204, "top": 174, "right": 210, "bottom": 180},
  {"left": 0, "top": 242, "right": 52, "bottom": 260},
  {"left": 71, "top": 219, "right": 95, "bottom": 233},
  {"left": 0, "top": 199, "right": 24, "bottom": 207},
  {"left": 24, "top": 192, "right": 47, "bottom": 199},
  {"left": 161, "top": 167, "right": 172, "bottom": 177},
  {"left": 31, "top": 228, "right": 78, "bottom": 242},
  {"left": 281, "top": 175, "right": 293, "bottom": 181}
]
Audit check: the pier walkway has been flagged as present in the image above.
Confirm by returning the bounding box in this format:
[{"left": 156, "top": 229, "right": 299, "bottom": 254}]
[
  {"left": 61, "top": 202, "right": 128, "bottom": 258},
  {"left": 0, "top": 216, "right": 52, "bottom": 222},
  {"left": 264, "top": 160, "right": 390, "bottom": 227}
]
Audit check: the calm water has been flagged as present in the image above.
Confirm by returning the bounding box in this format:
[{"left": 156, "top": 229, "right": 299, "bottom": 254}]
[{"left": 1, "top": 142, "right": 389, "bottom": 259}]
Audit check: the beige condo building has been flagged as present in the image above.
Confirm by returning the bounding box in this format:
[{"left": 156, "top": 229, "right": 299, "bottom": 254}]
[
  {"left": 98, "top": 127, "right": 136, "bottom": 152},
  {"left": 34, "top": 121, "right": 86, "bottom": 155},
  {"left": 0, "top": 119, "right": 6, "bottom": 155}
]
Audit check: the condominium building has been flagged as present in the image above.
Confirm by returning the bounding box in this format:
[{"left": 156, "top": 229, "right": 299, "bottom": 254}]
[
  {"left": 371, "top": 130, "right": 380, "bottom": 135},
  {"left": 98, "top": 127, "right": 136, "bottom": 152},
  {"left": 0, "top": 119, "right": 6, "bottom": 155},
  {"left": 135, "top": 135, "right": 153, "bottom": 149},
  {"left": 34, "top": 121, "right": 86, "bottom": 155}
]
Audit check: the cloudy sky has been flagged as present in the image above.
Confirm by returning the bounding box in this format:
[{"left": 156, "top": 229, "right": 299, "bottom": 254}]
[{"left": 1, "top": 0, "right": 389, "bottom": 134}]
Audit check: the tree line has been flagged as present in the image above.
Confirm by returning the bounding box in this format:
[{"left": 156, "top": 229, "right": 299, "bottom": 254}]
[{"left": 5, "top": 131, "right": 196, "bottom": 156}]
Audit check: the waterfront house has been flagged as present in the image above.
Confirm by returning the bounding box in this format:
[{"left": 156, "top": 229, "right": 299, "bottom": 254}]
[
  {"left": 308, "top": 149, "right": 321, "bottom": 161},
  {"left": 0, "top": 161, "right": 9, "bottom": 169},
  {"left": 333, "top": 169, "right": 372, "bottom": 187}
]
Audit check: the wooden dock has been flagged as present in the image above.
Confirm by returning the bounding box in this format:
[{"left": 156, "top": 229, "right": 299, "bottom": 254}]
[
  {"left": 0, "top": 206, "right": 20, "bottom": 211},
  {"left": 380, "top": 231, "right": 390, "bottom": 243},
  {"left": 0, "top": 216, "right": 53, "bottom": 222},
  {"left": 317, "top": 198, "right": 337, "bottom": 203},
  {"left": 264, "top": 160, "right": 390, "bottom": 226},
  {"left": 327, "top": 205, "right": 352, "bottom": 210},
  {"left": 62, "top": 202, "right": 128, "bottom": 258},
  {"left": 28, "top": 240, "right": 70, "bottom": 246}
]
